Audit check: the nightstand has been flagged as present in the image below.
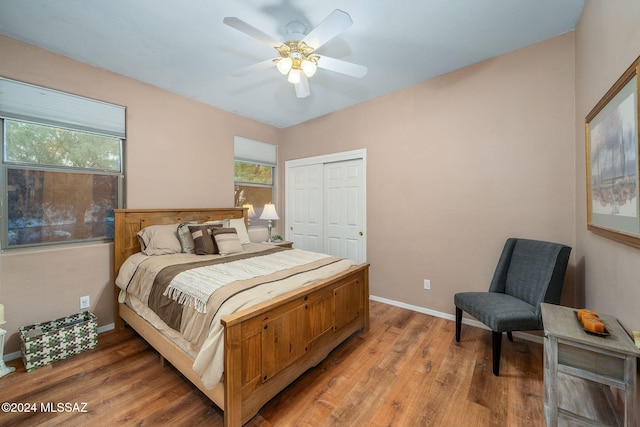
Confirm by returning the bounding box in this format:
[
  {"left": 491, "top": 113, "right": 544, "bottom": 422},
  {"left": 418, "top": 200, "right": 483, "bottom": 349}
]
[
  {"left": 542, "top": 303, "right": 639, "bottom": 426},
  {"left": 263, "top": 241, "right": 293, "bottom": 248}
]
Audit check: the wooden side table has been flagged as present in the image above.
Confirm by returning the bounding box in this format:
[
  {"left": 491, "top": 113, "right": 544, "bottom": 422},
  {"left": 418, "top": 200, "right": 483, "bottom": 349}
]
[{"left": 542, "top": 303, "right": 639, "bottom": 426}]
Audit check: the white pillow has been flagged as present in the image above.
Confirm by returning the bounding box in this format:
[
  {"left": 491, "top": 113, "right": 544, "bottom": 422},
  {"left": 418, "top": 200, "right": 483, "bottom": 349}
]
[{"left": 228, "top": 217, "right": 251, "bottom": 244}]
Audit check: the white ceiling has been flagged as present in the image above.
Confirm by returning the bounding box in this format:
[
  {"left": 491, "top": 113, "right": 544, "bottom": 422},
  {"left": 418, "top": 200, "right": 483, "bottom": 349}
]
[{"left": 0, "top": 0, "right": 584, "bottom": 128}]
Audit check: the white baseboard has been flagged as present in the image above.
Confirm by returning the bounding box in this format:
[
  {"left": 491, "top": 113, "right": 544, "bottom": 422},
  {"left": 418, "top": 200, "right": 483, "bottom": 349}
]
[
  {"left": 98, "top": 323, "right": 115, "bottom": 334},
  {"left": 3, "top": 322, "right": 115, "bottom": 362},
  {"left": 4, "top": 350, "right": 21, "bottom": 362},
  {"left": 369, "top": 295, "right": 544, "bottom": 345}
]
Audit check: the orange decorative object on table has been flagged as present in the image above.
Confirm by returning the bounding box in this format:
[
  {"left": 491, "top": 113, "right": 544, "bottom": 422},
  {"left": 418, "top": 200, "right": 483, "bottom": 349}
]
[
  {"left": 582, "top": 314, "right": 605, "bottom": 333},
  {"left": 577, "top": 309, "right": 598, "bottom": 322}
]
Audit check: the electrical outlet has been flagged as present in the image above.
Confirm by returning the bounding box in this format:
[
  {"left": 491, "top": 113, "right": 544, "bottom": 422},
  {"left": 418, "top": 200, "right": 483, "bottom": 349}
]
[
  {"left": 423, "top": 279, "right": 431, "bottom": 290},
  {"left": 80, "top": 295, "right": 90, "bottom": 310}
]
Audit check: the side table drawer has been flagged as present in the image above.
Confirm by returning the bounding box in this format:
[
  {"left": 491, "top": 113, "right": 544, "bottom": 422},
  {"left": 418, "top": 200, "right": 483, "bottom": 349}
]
[{"left": 558, "top": 340, "right": 626, "bottom": 384}]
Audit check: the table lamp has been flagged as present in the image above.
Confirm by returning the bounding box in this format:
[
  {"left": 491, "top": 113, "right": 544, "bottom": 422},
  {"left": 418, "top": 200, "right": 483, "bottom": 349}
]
[
  {"left": 242, "top": 204, "right": 256, "bottom": 226},
  {"left": 260, "top": 203, "right": 279, "bottom": 242}
]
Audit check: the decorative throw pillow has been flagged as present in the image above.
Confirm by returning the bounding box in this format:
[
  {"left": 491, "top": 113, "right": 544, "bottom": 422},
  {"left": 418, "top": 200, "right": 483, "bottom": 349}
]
[
  {"left": 212, "top": 228, "right": 243, "bottom": 255},
  {"left": 188, "top": 224, "right": 222, "bottom": 255},
  {"left": 177, "top": 221, "right": 198, "bottom": 253},
  {"left": 228, "top": 217, "right": 251, "bottom": 244},
  {"left": 137, "top": 224, "right": 182, "bottom": 256},
  {"left": 178, "top": 221, "right": 224, "bottom": 253}
]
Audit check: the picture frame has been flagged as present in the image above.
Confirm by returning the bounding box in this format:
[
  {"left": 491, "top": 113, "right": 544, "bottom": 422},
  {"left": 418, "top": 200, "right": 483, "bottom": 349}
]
[{"left": 586, "top": 56, "right": 640, "bottom": 249}]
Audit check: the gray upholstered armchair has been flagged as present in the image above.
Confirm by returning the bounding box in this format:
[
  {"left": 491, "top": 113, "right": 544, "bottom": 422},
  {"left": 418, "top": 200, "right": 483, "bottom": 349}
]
[{"left": 454, "top": 238, "right": 571, "bottom": 376}]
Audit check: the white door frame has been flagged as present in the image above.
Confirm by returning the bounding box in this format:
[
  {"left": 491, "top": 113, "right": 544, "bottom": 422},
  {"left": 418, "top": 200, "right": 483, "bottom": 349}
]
[{"left": 285, "top": 149, "right": 367, "bottom": 262}]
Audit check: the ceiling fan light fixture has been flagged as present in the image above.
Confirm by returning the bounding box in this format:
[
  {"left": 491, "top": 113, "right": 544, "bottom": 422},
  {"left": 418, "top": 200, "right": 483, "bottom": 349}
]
[
  {"left": 301, "top": 59, "right": 317, "bottom": 78},
  {"left": 288, "top": 69, "right": 302, "bottom": 84},
  {"left": 224, "top": 10, "right": 366, "bottom": 98},
  {"left": 276, "top": 57, "right": 293, "bottom": 75}
]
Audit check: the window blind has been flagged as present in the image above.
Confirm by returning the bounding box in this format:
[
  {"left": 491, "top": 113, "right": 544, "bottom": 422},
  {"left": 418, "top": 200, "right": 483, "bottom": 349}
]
[
  {"left": 234, "top": 136, "right": 277, "bottom": 166},
  {"left": 0, "top": 77, "right": 125, "bottom": 138}
]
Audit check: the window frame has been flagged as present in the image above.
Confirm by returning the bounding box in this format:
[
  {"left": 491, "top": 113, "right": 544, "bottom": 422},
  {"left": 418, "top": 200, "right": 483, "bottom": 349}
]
[
  {"left": 234, "top": 160, "right": 275, "bottom": 227},
  {"left": 233, "top": 137, "right": 277, "bottom": 228},
  {"left": 0, "top": 78, "right": 126, "bottom": 252},
  {"left": 0, "top": 117, "right": 125, "bottom": 252}
]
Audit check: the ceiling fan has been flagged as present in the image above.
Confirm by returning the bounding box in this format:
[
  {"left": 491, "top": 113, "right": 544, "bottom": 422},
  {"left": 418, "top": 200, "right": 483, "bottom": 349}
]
[{"left": 223, "top": 9, "right": 367, "bottom": 98}]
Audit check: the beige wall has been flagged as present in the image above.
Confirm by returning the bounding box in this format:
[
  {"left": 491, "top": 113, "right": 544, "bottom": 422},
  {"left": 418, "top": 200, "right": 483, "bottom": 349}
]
[
  {"left": 0, "top": 35, "right": 281, "bottom": 353},
  {"left": 281, "top": 33, "right": 577, "bottom": 316},
  {"left": 3, "top": 0, "right": 639, "bottom": 356},
  {"left": 574, "top": 0, "right": 640, "bottom": 331}
]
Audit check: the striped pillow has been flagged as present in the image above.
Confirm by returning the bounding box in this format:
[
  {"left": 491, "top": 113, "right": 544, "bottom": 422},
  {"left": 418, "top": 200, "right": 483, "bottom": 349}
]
[{"left": 212, "top": 228, "right": 243, "bottom": 255}]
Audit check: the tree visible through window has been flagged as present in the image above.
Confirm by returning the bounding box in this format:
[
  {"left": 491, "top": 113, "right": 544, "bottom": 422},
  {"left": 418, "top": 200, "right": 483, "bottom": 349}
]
[
  {"left": 5, "top": 121, "right": 121, "bottom": 169},
  {"left": 234, "top": 161, "right": 274, "bottom": 225},
  {"left": 3, "top": 120, "right": 122, "bottom": 248}
]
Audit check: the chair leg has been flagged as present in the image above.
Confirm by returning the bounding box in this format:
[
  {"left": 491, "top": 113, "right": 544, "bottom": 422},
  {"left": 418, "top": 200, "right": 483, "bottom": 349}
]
[
  {"left": 455, "top": 307, "right": 462, "bottom": 342},
  {"left": 492, "top": 331, "right": 502, "bottom": 376},
  {"left": 507, "top": 331, "right": 513, "bottom": 342}
]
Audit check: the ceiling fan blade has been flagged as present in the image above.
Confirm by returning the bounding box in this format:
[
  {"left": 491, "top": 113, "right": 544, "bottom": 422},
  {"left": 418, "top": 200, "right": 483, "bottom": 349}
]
[
  {"left": 295, "top": 74, "right": 310, "bottom": 98},
  {"left": 302, "top": 9, "right": 352, "bottom": 50},
  {"left": 223, "top": 17, "right": 281, "bottom": 48},
  {"left": 231, "top": 59, "right": 276, "bottom": 77},
  {"left": 317, "top": 56, "right": 367, "bottom": 78}
]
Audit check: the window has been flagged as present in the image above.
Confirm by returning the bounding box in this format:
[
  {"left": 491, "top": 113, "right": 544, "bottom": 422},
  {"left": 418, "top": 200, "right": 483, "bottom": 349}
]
[
  {"left": 1, "top": 78, "right": 125, "bottom": 249},
  {"left": 233, "top": 137, "right": 276, "bottom": 227}
]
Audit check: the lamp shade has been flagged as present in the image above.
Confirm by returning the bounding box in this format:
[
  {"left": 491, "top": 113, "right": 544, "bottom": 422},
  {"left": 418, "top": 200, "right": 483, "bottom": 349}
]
[
  {"left": 242, "top": 204, "right": 256, "bottom": 218},
  {"left": 260, "top": 203, "right": 279, "bottom": 220},
  {"left": 287, "top": 69, "right": 302, "bottom": 84},
  {"left": 276, "top": 57, "right": 292, "bottom": 75},
  {"left": 301, "top": 59, "right": 317, "bottom": 77}
]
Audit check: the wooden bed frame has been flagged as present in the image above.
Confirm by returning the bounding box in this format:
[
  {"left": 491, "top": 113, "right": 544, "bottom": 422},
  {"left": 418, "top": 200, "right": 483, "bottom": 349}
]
[{"left": 113, "top": 208, "right": 370, "bottom": 426}]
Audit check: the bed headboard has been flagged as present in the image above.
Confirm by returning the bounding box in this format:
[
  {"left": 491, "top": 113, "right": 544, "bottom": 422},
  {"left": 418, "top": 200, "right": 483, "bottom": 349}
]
[
  {"left": 113, "top": 207, "right": 247, "bottom": 276},
  {"left": 113, "top": 208, "right": 247, "bottom": 328}
]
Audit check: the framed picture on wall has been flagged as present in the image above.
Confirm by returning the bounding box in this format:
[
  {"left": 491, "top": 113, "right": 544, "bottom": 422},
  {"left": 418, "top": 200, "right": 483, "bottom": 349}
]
[{"left": 586, "top": 56, "right": 640, "bottom": 249}]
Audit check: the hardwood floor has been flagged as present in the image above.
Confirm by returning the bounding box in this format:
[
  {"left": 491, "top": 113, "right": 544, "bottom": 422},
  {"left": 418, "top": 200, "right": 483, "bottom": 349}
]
[{"left": 0, "top": 301, "right": 548, "bottom": 426}]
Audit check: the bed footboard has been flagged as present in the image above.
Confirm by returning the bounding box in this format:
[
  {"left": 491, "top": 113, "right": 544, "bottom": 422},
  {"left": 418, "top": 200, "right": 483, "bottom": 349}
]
[{"left": 222, "top": 263, "right": 369, "bottom": 426}]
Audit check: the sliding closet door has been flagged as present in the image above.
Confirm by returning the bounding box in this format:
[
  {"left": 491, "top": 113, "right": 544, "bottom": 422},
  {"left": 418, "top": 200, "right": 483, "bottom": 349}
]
[
  {"left": 287, "top": 163, "right": 324, "bottom": 252},
  {"left": 286, "top": 150, "right": 367, "bottom": 264},
  {"left": 325, "top": 160, "right": 365, "bottom": 263}
]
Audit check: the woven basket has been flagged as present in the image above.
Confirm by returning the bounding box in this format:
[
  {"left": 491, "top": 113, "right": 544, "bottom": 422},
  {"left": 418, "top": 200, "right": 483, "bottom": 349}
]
[{"left": 20, "top": 311, "right": 98, "bottom": 371}]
